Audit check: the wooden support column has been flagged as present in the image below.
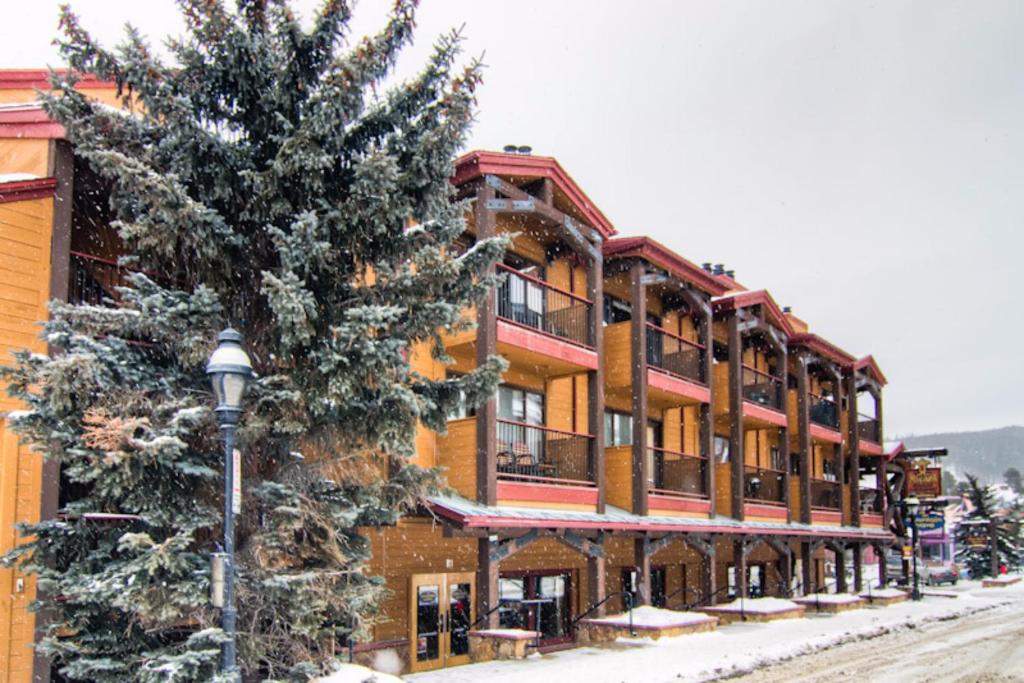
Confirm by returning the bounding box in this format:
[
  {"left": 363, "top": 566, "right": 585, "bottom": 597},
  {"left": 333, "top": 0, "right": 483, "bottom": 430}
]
[
  {"left": 852, "top": 542, "right": 864, "bottom": 592},
  {"left": 876, "top": 543, "right": 888, "bottom": 585},
  {"left": 728, "top": 313, "right": 744, "bottom": 520},
  {"left": 801, "top": 541, "right": 813, "bottom": 595},
  {"left": 588, "top": 251, "right": 606, "bottom": 512},
  {"left": 475, "top": 185, "right": 498, "bottom": 506},
  {"left": 734, "top": 538, "right": 749, "bottom": 599},
  {"left": 634, "top": 537, "right": 652, "bottom": 606},
  {"left": 834, "top": 542, "right": 848, "bottom": 593},
  {"left": 796, "top": 356, "right": 812, "bottom": 524},
  {"left": 477, "top": 537, "right": 499, "bottom": 628},
  {"left": 587, "top": 554, "right": 607, "bottom": 617},
  {"left": 766, "top": 537, "right": 793, "bottom": 597},
  {"left": 630, "top": 262, "right": 649, "bottom": 516},
  {"left": 699, "top": 305, "right": 715, "bottom": 515},
  {"left": 990, "top": 518, "right": 1000, "bottom": 577},
  {"left": 846, "top": 373, "right": 861, "bottom": 526}
]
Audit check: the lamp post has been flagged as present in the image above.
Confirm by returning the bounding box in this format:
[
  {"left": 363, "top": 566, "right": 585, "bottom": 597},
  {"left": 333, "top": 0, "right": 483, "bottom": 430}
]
[
  {"left": 206, "top": 328, "right": 254, "bottom": 680},
  {"left": 905, "top": 496, "right": 921, "bottom": 601}
]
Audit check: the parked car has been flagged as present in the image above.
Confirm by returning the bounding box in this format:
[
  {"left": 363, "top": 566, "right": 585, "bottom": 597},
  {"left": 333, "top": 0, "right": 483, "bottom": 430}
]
[{"left": 922, "top": 561, "right": 959, "bottom": 586}]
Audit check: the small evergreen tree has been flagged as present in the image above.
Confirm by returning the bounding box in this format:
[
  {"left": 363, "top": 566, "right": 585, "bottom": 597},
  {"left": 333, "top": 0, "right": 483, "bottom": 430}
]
[
  {"left": 2, "top": 1, "right": 505, "bottom": 680},
  {"left": 1004, "top": 467, "right": 1023, "bottom": 495}
]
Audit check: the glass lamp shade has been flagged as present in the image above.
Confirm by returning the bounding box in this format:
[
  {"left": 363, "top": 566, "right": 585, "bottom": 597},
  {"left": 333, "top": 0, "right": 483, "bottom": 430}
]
[
  {"left": 206, "top": 328, "right": 254, "bottom": 411},
  {"left": 905, "top": 496, "right": 920, "bottom": 516}
]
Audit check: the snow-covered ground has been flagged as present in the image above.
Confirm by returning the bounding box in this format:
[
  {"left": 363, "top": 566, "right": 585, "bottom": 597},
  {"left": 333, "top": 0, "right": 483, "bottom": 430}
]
[{"left": 405, "top": 579, "right": 1024, "bottom": 683}]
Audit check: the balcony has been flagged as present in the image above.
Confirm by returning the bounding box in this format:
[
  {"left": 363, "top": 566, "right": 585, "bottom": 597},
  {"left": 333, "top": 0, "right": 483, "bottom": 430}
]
[
  {"left": 497, "top": 264, "right": 593, "bottom": 348},
  {"left": 858, "top": 487, "right": 883, "bottom": 514},
  {"left": 857, "top": 414, "right": 880, "bottom": 443},
  {"left": 809, "top": 394, "right": 839, "bottom": 430},
  {"left": 810, "top": 478, "right": 841, "bottom": 509},
  {"left": 69, "top": 251, "right": 135, "bottom": 305},
  {"left": 743, "top": 465, "right": 786, "bottom": 504},
  {"left": 742, "top": 366, "right": 784, "bottom": 412},
  {"left": 646, "top": 324, "right": 704, "bottom": 384},
  {"left": 496, "top": 419, "right": 595, "bottom": 486},
  {"left": 648, "top": 447, "right": 708, "bottom": 498}
]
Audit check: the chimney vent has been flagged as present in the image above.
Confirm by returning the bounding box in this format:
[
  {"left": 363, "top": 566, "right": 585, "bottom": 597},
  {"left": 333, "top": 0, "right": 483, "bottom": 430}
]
[
  {"left": 702, "top": 262, "right": 713, "bottom": 272},
  {"left": 517, "top": 145, "right": 532, "bottom": 155},
  {"left": 725, "top": 270, "right": 735, "bottom": 279},
  {"left": 783, "top": 306, "right": 792, "bottom": 314},
  {"left": 503, "top": 144, "right": 518, "bottom": 154},
  {"left": 713, "top": 264, "right": 725, "bottom": 275}
]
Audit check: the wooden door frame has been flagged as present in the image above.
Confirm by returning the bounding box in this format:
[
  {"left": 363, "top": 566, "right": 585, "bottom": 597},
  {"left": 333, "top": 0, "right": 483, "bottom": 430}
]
[{"left": 408, "top": 572, "right": 476, "bottom": 674}]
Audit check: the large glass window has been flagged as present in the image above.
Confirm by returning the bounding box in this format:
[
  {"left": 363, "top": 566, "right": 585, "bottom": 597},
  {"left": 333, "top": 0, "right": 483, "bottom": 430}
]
[
  {"left": 498, "top": 572, "right": 573, "bottom": 644},
  {"left": 604, "top": 410, "right": 633, "bottom": 446},
  {"left": 498, "top": 385, "right": 544, "bottom": 425}
]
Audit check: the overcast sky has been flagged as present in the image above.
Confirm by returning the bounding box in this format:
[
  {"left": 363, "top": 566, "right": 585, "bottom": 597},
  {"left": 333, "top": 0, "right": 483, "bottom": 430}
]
[{"left": 5, "top": 1, "right": 1023, "bottom": 436}]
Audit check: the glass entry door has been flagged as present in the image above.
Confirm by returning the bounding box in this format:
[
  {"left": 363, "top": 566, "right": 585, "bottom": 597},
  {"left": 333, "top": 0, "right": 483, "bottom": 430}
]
[{"left": 409, "top": 572, "right": 475, "bottom": 673}]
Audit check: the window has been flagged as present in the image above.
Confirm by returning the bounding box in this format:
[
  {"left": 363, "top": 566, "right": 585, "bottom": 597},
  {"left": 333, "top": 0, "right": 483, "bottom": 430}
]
[
  {"left": 604, "top": 410, "right": 632, "bottom": 446},
  {"left": 498, "top": 385, "right": 544, "bottom": 425},
  {"left": 603, "top": 295, "right": 631, "bottom": 325},
  {"left": 714, "top": 435, "right": 730, "bottom": 463},
  {"left": 446, "top": 374, "right": 476, "bottom": 420}
]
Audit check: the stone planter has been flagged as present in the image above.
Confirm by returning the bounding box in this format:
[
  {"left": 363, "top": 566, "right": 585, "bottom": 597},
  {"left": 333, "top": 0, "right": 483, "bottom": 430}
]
[{"left": 468, "top": 629, "right": 537, "bottom": 663}]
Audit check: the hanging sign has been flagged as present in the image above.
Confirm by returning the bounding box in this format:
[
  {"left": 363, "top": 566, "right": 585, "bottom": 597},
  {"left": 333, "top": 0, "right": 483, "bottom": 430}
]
[
  {"left": 907, "top": 463, "right": 942, "bottom": 498},
  {"left": 967, "top": 535, "right": 988, "bottom": 550},
  {"left": 232, "top": 448, "right": 242, "bottom": 514},
  {"left": 915, "top": 512, "right": 945, "bottom": 532}
]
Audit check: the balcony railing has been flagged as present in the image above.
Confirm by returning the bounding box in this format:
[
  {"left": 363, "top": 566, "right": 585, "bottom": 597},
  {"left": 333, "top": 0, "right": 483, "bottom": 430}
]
[
  {"left": 648, "top": 447, "right": 707, "bottom": 497},
  {"left": 857, "top": 414, "right": 880, "bottom": 443},
  {"left": 809, "top": 393, "right": 839, "bottom": 429},
  {"left": 496, "top": 419, "right": 595, "bottom": 486},
  {"left": 70, "top": 251, "right": 133, "bottom": 306},
  {"left": 859, "top": 487, "right": 884, "bottom": 514},
  {"left": 646, "top": 323, "right": 705, "bottom": 384},
  {"left": 496, "top": 264, "right": 593, "bottom": 348},
  {"left": 743, "top": 465, "right": 786, "bottom": 503},
  {"left": 810, "top": 478, "right": 841, "bottom": 509},
  {"left": 742, "top": 366, "right": 784, "bottom": 412}
]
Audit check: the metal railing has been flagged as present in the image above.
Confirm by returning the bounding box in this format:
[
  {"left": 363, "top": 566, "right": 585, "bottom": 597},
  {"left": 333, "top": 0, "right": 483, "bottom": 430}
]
[
  {"left": 496, "top": 419, "right": 595, "bottom": 485},
  {"left": 571, "top": 591, "right": 635, "bottom": 635},
  {"left": 69, "top": 251, "right": 133, "bottom": 306},
  {"left": 857, "top": 414, "right": 880, "bottom": 443},
  {"left": 809, "top": 393, "right": 839, "bottom": 429},
  {"left": 496, "top": 264, "right": 593, "bottom": 347},
  {"left": 645, "top": 323, "right": 705, "bottom": 383},
  {"left": 648, "top": 447, "right": 708, "bottom": 497},
  {"left": 742, "top": 365, "right": 784, "bottom": 411},
  {"left": 810, "top": 478, "right": 841, "bottom": 509},
  {"left": 743, "top": 465, "right": 786, "bottom": 503},
  {"left": 859, "top": 487, "right": 884, "bottom": 514}
]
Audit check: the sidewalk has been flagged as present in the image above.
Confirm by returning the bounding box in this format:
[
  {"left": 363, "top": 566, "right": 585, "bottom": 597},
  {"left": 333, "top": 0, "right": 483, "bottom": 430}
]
[{"left": 406, "top": 580, "right": 1024, "bottom": 683}]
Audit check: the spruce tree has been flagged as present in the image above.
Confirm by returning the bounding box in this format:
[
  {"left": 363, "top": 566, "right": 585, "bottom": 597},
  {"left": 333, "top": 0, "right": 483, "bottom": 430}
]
[
  {"left": 955, "top": 474, "right": 1020, "bottom": 577},
  {"left": 2, "top": 1, "right": 506, "bottom": 680}
]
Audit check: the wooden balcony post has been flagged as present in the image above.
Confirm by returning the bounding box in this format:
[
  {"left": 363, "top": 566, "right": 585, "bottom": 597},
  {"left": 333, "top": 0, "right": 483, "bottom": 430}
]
[
  {"left": 587, "top": 554, "right": 607, "bottom": 617},
  {"left": 705, "top": 543, "right": 718, "bottom": 605},
  {"left": 852, "top": 542, "right": 863, "bottom": 592},
  {"left": 699, "top": 303, "right": 715, "bottom": 515},
  {"left": 588, "top": 252, "right": 606, "bottom": 512},
  {"left": 477, "top": 537, "right": 500, "bottom": 628},
  {"left": 630, "top": 261, "right": 649, "bottom": 516},
  {"left": 796, "top": 356, "right": 812, "bottom": 524},
  {"left": 846, "top": 372, "right": 861, "bottom": 526},
  {"left": 475, "top": 184, "right": 498, "bottom": 506},
  {"left": 727, "top": 312, "right": 744, "bottom": 520}
]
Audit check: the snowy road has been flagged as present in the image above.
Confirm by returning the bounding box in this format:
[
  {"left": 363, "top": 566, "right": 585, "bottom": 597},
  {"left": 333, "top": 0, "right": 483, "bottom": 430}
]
[
  {"left": 729, "top": 595, "right": 1024, "bottom": 683},
  {"left": 404, "top": 579, "right": 1024, "bottom": 683}
]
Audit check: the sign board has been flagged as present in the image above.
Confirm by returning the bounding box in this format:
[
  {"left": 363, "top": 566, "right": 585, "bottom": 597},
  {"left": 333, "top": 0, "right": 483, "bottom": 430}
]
[
  {"left": 915, "top": 512, "right": 945, "bottom": 532},
  {"left": 902, "top": 544, "right": 913, "bottom": 560},
  {"left": 232, "top": 448, "right": 242, "bottom": 514},
  {"left": 907, "top": 465, "right": 942, "bottom": 498},
  {"left": 967, "top": 535, "right": 988, "bottom": 550}
]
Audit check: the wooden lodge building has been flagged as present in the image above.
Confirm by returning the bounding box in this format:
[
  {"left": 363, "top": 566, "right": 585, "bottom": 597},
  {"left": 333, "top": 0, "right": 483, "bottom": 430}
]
[{"left": 0, "top": 71, "right": 899, "bottom": 680}]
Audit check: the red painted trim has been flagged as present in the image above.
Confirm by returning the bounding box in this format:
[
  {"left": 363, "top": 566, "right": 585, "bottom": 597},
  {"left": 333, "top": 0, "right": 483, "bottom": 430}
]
[
  {"left": 854, "top": 355, "right": 888, "bottom": 386},
  {"left": 496, "top": 481, "right": 599, "bottom": 506},
  {"left": 648, "top": 494, "right": 711, "bottom": 515},
  {"left": 452, "top": 150, "right": 616, "bottom": 238},
  {"left": 0, "top": 69, "right": 116, "bottom": 90},
  {"left": 860, "top": 440, "right": 884, "bottom": 456},
  {"left": 861, "top": 513, "right": 884, "bottom": 527},
  {"left": 743, "top": 502, "right": 788, "bottom": 520},
  {"left": 742, "top": 400, "right": 789, "bottom": 428},
  {"left": 809, "top": 423, "right": 843, "bottom": 445},
  {"left": 0, "top": 177, "right": 57, "bottom": 203},
  {"left": 0, "top": 105, "right": 66, "bottom": 139},
  {"left": 886, "top": 442, "right": 905, "bottom": 461},
  {"left": 788, "top": 332, "right": 856, "bottom": 367},
  {"left": 811, "top": 509, "right": 843, "bottom": 525},
  {"left": 647, "top": 367, "right": 710, "bottom": 404},
  {"left": 712, "top": 289, "right": 794, "bottom": 337},
  {"left": 603, "top": 236, "right": 727, "bottom": 295},
  {"left": 496, "top": 319, "right": 599, "bottom": 370}
]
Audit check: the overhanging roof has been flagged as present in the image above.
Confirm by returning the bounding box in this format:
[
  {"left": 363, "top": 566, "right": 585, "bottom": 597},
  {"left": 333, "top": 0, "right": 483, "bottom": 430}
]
[
  {"left": 426, "top": 495, "right": 894, "bottom": 542},
  {"left": 603, "top": 236, "right": 728, "bottom": 296},
  {"left": 452, "top": 150, "right": 616, "bottom": 239},
  {"left": 712, "top": 289, "right": 794, "bottom": 336},
  {"left": 789, "top": 332, "right": 856, "bottom": 368},
  {"left": 855, "top": 355, "right": 888, "bottom": 386}
]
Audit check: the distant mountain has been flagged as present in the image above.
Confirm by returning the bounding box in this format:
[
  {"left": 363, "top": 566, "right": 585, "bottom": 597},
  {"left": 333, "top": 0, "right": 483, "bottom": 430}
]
[{"left": 894, "top": 426, "right": 1024, "bottom": 485}]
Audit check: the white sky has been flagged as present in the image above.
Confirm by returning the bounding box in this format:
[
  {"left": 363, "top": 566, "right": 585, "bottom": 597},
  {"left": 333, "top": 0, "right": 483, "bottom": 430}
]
[{"left": 5, "top": 1, "right": 1023, "bottom": 436}]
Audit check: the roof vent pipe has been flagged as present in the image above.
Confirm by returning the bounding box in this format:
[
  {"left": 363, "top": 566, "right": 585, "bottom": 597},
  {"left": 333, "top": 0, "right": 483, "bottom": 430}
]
[
  {"left": 725, "top": 270, "right": 735, "bottom": 279},
  {"left": 517, "top": 145, "right": 532, "bottom": 155},
  {"left": 702, "top": 262, "right": 713, "bottom": 272},
  {"left": 783, "top": 306, "right": 792, "bottom": 314},
  {"left": 713, "top": 264, "right": 725, "bottom": 275},
  {"left": 503, "top": 144, "right": 519, "bottom": 154}
]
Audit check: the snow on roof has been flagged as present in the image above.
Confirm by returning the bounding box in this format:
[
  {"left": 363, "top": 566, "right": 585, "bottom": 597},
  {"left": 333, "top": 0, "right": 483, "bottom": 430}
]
[
  {"left": 0, "top": 173, "right": 39, "bottom": 183},
  {"left": 705, "top": 597, "right": 802, "bottom": 614}
]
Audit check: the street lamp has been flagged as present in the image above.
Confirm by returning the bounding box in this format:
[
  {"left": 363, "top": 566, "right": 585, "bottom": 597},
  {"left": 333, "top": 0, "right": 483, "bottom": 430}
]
[
  {"left": 206, "top": 328, "right": 254, "bottom": 680},
  {"left": 905, "top": 495, "right": 921, "bottom": 601}
]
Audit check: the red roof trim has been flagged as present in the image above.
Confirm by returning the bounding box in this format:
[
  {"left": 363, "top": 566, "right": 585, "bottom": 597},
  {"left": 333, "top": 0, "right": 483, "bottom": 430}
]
[
  {"left": 886, "top": 442, "right": 905, "bottom": 461},
  {"left": 0, "top": 69, "right": 116, "bottom": 91},
  {"left": 712, "top": 289, "right": 794, "bottom": 336},
  {"left": 0, "top": 177, "right": 58, "bottom": 204},
  {"left": 603, "top": 236, "right": 727, "bottom": 295},
  {"left": 452, "top": 150, "right": 616, "bottom": 238},
  {"left": 0, "top": 104, "right": 66, "bottom": 140},
  {"left": 789, "top": 332, "right": 856, "bottom": 367},
  {"left": 854, "top": 355, "right": 888, "bottom": 386}
]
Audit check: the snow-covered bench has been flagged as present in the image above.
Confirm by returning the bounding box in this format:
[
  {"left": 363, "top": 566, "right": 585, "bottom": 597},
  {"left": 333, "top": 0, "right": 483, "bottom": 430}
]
[{"left": 577, "top": 606, "right": 718, "bottom": 643}]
